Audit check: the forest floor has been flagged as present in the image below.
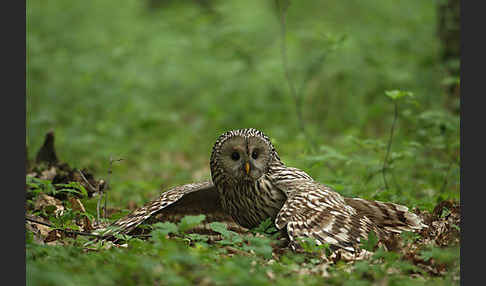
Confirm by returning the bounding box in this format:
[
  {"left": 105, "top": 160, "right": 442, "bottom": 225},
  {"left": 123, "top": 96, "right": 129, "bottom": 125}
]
[
  {"left": 26, "top": 132, "right": 460, "bottom": 286},
  {"left": 27, "top": 1, "right": 460, "bottom": 284}
]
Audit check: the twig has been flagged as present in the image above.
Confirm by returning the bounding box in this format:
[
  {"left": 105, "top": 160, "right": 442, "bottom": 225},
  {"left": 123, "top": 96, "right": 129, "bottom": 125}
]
[
  {"left": 96, "top": 180, "right": 106, "bottom": 225},
  {"left": 26, "top": 217, "right": 104, "bottom": 238},
  {"left": 78, "top": 169, "right": 97, "bottom": 192},
  {"left": 382, "top": 102, "right": 398, "bottom": 190},
  {"left": 96, "top": 193, "right": 102, "bottom": 225},
  {"left": 103, "top": 156, "right": 124, "bottom": 220},
  {"left": 79, "top": 168, "right": 103, "bottom": 225},
  {"left": 26, "top": 216, "right": 152, "bottom": 241}
]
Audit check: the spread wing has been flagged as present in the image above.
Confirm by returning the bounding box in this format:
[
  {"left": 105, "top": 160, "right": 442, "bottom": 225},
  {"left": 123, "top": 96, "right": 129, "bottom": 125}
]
[
  {"left": 343, "top": 197, "right": 427, "bottom": 233},
  {"left": 99, "top": 181, "right": 244, "bottom": 237},
  {"left": 274, "top": 180, "right": 383, "bottom": 252}
]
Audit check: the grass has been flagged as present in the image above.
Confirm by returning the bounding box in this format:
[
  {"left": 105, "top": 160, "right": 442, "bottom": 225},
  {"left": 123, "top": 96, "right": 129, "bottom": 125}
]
[{"left": 26, "top": 0, "right": 460, "bottom": 285}]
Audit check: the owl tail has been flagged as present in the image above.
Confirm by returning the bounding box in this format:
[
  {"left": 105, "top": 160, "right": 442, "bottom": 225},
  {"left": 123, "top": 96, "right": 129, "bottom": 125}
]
[{"left": 344, "top": 197, "right": 427, "bottom": 234}]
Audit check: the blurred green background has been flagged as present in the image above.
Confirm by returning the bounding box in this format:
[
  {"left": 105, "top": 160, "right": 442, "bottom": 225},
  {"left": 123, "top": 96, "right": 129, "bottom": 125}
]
[{"left": 26, "top": 0, "right": 460, "bottom": 211}]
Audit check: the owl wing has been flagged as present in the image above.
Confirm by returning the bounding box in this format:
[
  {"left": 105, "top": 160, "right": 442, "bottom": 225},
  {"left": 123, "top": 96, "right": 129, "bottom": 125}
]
[
  {"left": 343, "top": 197, "right": 427, "bottom": 233},
  {"left": 274, "top": 180, "right": 382, "bottom": 252},
  {"left": 99, "top": 181, "right": 238, "bottom": 237}
]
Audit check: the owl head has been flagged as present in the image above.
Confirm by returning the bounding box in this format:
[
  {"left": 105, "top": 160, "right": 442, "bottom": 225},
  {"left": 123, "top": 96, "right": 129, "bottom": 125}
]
[{"left": 210, "top": 128, "right": 279, "bottom": 184}]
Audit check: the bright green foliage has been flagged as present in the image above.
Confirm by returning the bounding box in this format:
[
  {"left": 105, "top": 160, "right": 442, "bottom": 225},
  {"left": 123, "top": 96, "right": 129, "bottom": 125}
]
[
  {"left": 210, "top": 222, "right": 244, "bottom": 246},
  {"left": 250, "top": 217, "right": 278, "bottom": 235},
  {"left": 178, "top": 215, "right": 207, "bottom": 233},
  {"left": 360, "top": 231, "right": 379, "bottom": 252},
  {"left": 385, "top": 90, "right": 415, "bottom": 101},
  {"left": 420, "top": 246, "right": 460, "bottom": 266},
  {"left": 27, "top": 176, "right": 88, "bottom": 198},
  {"left": 27, "top": 0, "right": 459, "bottom": 284},
  {"left": 152, "top": 221, "right": 179, "bottom": 237}
]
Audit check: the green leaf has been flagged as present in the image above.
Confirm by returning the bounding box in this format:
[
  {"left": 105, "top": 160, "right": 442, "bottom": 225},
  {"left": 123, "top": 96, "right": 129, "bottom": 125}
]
[
  {"left": 451, "top": 223, "right": 460, "bottom": 231},
  {"left": 400, "top": 231, "right": 420, "bottom": 243},
  {"left": 420, "top": 246, "right": 459, "bottom": 265},
  {"left": 251, "top": 217, "right": 277, "bottom": 235},
  {"left": 296, "top": 237, "right": 328, "bottom": 254},
  {"left": 184, "top": 233, "right": 209, "bottom": 243},
  {"left": 440, "top": 207, "right": 451, "bottom": 218},
  {"left": 243, "top": 236, "right": 273, "bottom": 259},
  {"left": 209, "top": 222, "right": 230, "bottom": 237},
  {"left": 210, "top": 222, "right": 243, "bottom": 245},
  {"left": 26, "top": 176, "right": 57, "bottom": 195},
  {"left": 385, "top": 90, "right": 414, "bottom": 101},
  {"left": 178, "top": 215, "right": 206, "bottom": 233},
  {"left": 113, "top": 233, "right": 133, "bottom": 242},
  {"left": 55, "top": 182, "right": 89, "bottom": 197},
  {"left": 152, "top": 222, "right": 179, "bottom": 236},
  {"left": 360, "top": 230, "right": 378, "bottom": 251}
]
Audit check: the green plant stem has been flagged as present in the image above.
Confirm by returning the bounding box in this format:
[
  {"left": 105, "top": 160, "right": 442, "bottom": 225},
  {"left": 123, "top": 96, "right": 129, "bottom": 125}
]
[
  {"left": 275, "top": 0, "right": 304, "bottom": 134},
  {"left": 382, "top": 102, "right": 398, "bottom": 190}
]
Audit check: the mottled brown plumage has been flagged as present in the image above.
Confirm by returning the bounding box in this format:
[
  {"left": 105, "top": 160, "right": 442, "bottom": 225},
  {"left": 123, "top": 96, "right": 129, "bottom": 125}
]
[{"left": 104, "top": 128, "right": 426, "bottom": 252}]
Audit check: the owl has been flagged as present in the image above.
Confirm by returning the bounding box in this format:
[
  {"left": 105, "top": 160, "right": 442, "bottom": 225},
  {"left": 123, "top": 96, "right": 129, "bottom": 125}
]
[{"left": 104, "top": 128, "right": 426, "bottom": 252}]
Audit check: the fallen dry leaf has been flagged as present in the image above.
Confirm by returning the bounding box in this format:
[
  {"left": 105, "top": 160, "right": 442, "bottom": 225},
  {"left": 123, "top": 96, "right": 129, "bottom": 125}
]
[
  {"left": 44, "top": 229, "right": 63, "bottom": 243},
  {"left": 265, "top": 270, "right": 275, "bottom": 280},
  {"left": 26, "top": 217, "right": 52, "bottom": 244},
  {"left": 68, "top": 197, "right": 86, "bottom": 213},
  {"left": 40, "top": 167, "right": 57, "bottom": 181},
  {"left": 34, "top": 193, "right": 64, "bottom": 217},
  {"left": 72, "top": 214, "right": 94, "bottom": 233}
]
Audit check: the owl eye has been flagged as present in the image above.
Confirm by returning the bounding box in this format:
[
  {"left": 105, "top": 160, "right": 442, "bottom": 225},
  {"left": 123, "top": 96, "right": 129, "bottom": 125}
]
[
  {"left": 231, "top": 151, "right": 240, "bottom": 161},
  {"left": 251, "top": 150, "right": 259, "bottom": 160}
]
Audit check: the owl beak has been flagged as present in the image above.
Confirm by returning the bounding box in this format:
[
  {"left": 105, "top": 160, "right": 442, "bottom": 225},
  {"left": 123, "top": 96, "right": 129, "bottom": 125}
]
[{"left": 245, "top": 162, "right": 250, "bottom": 175}]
